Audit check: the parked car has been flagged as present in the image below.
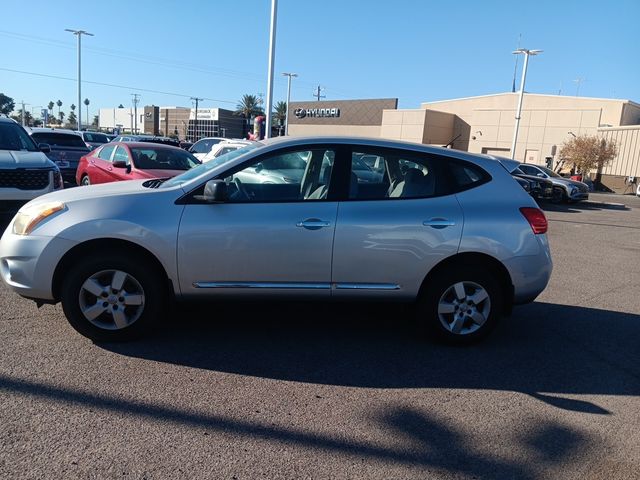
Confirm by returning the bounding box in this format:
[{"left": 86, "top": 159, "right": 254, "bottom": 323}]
[
  {"left": 75, "top": 142, "right": 200, "bottom": 186},
  {"left": 0, "top": 118, "right": 63, "bottom": 214},
  {"left": 518, "top": 163, "right": 589, "bottom": 203},
  {"left": 637, "top": 183, "right": 640, "bottom": 197},
  {"left": 497, "top": 158, "right": 556, "bottom": 202},
  {"left": 79, "top": 131, "right": 110, "bottom": 150},
  {"left": 29, "top": 128, "right": 90, "bottom": 187},
  {"left": 189, "top": 137, "right": 227, "bottom": 160},
  {"left": 202, "top": 141, "right": 252, "bottom": 163},
  {"left": 112, "top": 135, "right": 180, "bottom": 147},
  {"left": 0, "top": 136, "right": 552, "bottom": 344}
]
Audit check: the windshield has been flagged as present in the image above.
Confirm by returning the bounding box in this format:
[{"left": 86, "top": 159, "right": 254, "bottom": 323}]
[
  {"left": 161, "top": 142, "right": 261, "bottom": 188},
  {"left": 31, "top": 132, "right": 87, "bottom": 148},
  {"left": 131, "top": 147, "right": 200, "bottom": 170},
  {"left": 83, "top": 132, "right": 109, "bottom": 143},
  {"left": 0, "top": 122, "right": 39, "bottom": 152}
]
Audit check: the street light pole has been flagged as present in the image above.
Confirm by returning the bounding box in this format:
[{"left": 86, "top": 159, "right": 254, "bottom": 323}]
[
  {"left": 265, "top": 0, "right": 278, "bottom": 139},
  {"left": 510, "top": 48, "right": 542, "bottom": 160},
  {"left": 65, "top": 29, "right": 93, "bottom": 131},
  {"left": 282, "top": 72, "right": 297, "bottom": 136}
]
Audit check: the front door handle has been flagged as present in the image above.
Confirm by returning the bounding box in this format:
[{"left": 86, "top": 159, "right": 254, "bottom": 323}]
[
  {"left": 296, "top": 218, "right": 331, "bottom": 230},
  {"left": 423, "top": 218, "right": 456, "bottom": 229}
]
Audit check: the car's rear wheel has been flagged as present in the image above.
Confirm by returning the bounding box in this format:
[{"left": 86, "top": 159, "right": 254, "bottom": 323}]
[
  {"left": 60, "top": 252, "right": 166, "bottom": 341},
  {"left": 417, "top": 266, "right": 503, "bottom": 344},
  {"left": 81, "top": 175, "right": 90, "bottom": 186}
]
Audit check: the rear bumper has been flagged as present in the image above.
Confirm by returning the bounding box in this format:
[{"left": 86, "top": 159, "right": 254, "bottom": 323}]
[{"left": 503, "top": 235, "right": 553, "bottom": 305}]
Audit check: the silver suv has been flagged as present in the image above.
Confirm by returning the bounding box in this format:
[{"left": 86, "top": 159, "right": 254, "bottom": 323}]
[
  {"left": 0, "top": 136, "right": 552, "bottom": 343},
  {"left": 0, "top": 117, "right": 63, "bottom": 215},
  {"left": 518, "top": 164, "right": 589, "bottom": 202}
]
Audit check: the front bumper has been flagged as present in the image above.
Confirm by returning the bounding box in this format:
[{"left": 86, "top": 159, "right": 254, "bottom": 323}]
[
  {"left": 0, "top": 228, "right": 77, "bottom": 301},
  {"left": 568, "top": 191, "right": 589, "bottom": 201}
]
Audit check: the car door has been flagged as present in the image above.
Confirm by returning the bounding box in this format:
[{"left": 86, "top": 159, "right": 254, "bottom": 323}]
[
  {"left": 331, "top": 147, "right": 464, "bottom": 300},
  {"left": 90, "top": 144, "right": 116, "bottom": 184},
  {"left": 177, "top": 145, "right": 341, "bottom": 298}
]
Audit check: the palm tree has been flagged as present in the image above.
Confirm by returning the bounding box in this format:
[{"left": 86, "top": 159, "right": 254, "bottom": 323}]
[
  {"left": 56, "top": 100, "right": 62, "bottom": 120},
  {"left": 58, "top": 111, "right": 65, "bottom": 124},
  {"left": 47, "top": 101, "right": 54, "bottom": 125},
  {"left": 274, "top": 101, "right": 287, "bottom": 126},
  {"left": 235, "top": 94, "right": 264, "bottom": 135},
  {"left": 84, "top": 98, "right": 90, "bottom": 128}
]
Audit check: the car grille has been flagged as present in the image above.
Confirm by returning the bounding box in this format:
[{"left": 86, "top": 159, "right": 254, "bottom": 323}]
[
  {"left": 0, "top": 169, "right": 51, "bottom": 190},
  {"left": 577, "top": 184, "right": 588, "bottom": 193}
]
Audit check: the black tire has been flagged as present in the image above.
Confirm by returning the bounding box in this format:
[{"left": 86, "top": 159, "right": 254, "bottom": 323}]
[
  {"left": 81, "top": 175, "right": 90, "bottom": 186},
  {"left": 60, "top": 251, "right": 167, "bottom": 342},
  {"left": 417, "top": 266, "right": 503, "bottom": 344},
  {"left": 551, "top": 187, "right": 564, "bottom": 204}
]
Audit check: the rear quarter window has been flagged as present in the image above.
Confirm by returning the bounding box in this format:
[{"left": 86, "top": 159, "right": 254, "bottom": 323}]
[{"left": 446, "top": 161, "right": 491, "bottom": 193}]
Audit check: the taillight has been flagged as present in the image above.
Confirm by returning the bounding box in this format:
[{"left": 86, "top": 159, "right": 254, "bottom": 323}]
[{"left": 520, "top": 207, "right": 548, "bottom": 234}]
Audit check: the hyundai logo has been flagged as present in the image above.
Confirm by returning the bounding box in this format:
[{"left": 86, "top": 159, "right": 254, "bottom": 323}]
[{"left": 294, "top": 108, "right": 307, "bottom": 119}]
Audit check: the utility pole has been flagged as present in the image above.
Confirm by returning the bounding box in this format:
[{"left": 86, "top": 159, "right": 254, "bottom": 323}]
[
  {"left": 20, "top": 101, "right": 29, "bottom": 126},
  {"left": 65, "top": 29, "right": 93, "bottom": 131},
  {"left": 190, "top": 97, "right": 203, "bottom": 141},
  {"left": 282, "top": 72, "right": 298, "bottom": 135},
  {"left": 313, "top": 85, "right": 325, "bottom": 101},
  {"left": 131, "top": 93, "right": 141, "bottom": 134},
  {"left": 573, "top": 77, "right": 584, "bottom": 97},
  {"left": 265, "top": 0, "right": 278, "bottom": 139},
  {"left": 510, "top": 48, "right": 542, "bottom": 160}
]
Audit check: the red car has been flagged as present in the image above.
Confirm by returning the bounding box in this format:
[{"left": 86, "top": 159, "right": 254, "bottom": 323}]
[{"left": 75, "top": 142, "right": 200, "bottom": 186}]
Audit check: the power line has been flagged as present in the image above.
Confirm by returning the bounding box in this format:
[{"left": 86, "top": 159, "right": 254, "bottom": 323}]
[{"left": 0, "top": 67, "right": 237, "bottom": 105}]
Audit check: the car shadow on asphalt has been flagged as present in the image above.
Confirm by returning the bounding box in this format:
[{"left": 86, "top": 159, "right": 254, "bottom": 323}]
[
  {"left": 99, "top": 300, "right": 640, "bottom": 414},
  {"left": 540, "top": 201, "right": 630, "bottom": 213}
]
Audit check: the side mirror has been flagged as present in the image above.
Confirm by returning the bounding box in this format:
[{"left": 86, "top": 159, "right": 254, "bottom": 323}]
[
  {"left": 200, "top": 179, "right": 228, "bottom": 203},
  {"left": 39, "top": 143, "right": 51, "bottom": 154},
  {"left": 536, "top": 173, "right": 545, "bottom": 178},
  {"left": 113, "top": 160, "right": 128, "bottom": 169}
]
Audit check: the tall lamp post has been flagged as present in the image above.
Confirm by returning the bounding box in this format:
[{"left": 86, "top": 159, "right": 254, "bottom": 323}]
[
  {"left": 65, "top": 29, "right": 93, "bottom": 131},
  {"left": 282, "top": 72, "right": 297, "bottom": 135},
  {"left": 510, "top": 48, "right": 542, "bottom": 160},
  {"left": 265, "top": 0, "right": 278, "bottom": 139}
]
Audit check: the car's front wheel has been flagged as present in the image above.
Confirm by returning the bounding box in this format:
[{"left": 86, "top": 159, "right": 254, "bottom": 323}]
[
  {"left": 80, "top": 175, "right": 90, "bottom": 186},
  {"left": 418, "top": 266, "right": 503, "bottom": 344},
  {"left": 60, "top": 252, "right": 166, "bottom": 341}
]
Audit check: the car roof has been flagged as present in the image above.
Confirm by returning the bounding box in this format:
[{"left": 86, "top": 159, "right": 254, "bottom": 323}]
[{"left": 109, "top": 141, "right": 184, "bottom": 151}]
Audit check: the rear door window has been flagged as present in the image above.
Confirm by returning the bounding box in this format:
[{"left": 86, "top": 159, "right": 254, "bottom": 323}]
[
  {"left": 31, "top": 132, "right": 86, "bottom": 148},
  {"left": 98, "top": 145, "right": 115, "bottom": 161}
]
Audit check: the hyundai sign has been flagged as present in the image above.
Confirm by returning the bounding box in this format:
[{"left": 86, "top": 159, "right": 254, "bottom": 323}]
[{"left": 294, "top": 107, "right": 340, "bottom": 119}]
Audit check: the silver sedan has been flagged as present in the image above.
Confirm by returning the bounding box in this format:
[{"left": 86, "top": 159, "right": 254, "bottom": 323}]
[{"left": 0, "top": 136, "right": 552, "bottom": 343}]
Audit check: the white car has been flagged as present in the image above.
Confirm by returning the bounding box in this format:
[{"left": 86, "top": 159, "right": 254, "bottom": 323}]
[
  {"left": 188, "top": 137, "right": 227, "bottom": 161},
  {"left": 636, "top": 182, "right": 640, "bottom": 197},
  {"left": 201, "top": 141, "right": 251, "bottom": 163}
]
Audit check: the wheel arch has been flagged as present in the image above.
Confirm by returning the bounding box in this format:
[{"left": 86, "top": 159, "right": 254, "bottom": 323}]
[
  {"left": 419, "top": 252, "right": 514, "bottom": 314},
  {"left": 52, "top": 238, "right": 175, "bottom": 302}
]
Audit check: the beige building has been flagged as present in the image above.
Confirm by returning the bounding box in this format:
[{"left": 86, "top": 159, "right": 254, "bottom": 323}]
[{"left": 288, "top": 93, "right": 640, "bottom": 193}]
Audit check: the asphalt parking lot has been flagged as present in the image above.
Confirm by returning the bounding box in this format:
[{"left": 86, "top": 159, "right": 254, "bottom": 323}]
[{"left": 1, "top": 193, "right": 639, "bottom": 480}]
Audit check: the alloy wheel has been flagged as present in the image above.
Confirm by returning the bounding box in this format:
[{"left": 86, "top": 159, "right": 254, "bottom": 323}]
[{"left": 437, "top": 281, "right": 491, "bottom": 335}]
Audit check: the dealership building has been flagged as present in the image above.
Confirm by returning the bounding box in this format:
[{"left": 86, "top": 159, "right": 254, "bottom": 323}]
[
  {"left": 98, "top": 106, "right": 245, "bottom": 140},
  {"left": 288, "top": 93, "right": 640, "bottom": 193}
]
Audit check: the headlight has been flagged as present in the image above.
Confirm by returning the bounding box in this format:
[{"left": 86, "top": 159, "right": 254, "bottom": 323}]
[
  {"left": 12, "top": 201, "right": 65, "bottom": 236},
  {"left": 569, "top": 186, "right": 578, "bottom": 195}
]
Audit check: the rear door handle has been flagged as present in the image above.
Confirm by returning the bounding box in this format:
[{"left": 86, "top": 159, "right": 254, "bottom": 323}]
[
  {"left": 296, "top": 218, "right": 331, "bottom": 230},
  {"left": 423, "top": 218, "right": 456, "bottom": 229}
]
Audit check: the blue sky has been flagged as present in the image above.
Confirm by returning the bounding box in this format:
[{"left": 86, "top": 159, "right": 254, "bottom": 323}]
[{"left": 1, "top": 0, "right": 638, "bottom": 119}]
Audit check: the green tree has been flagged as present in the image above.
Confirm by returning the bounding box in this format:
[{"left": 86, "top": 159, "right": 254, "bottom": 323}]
[
  {"left": 84, "top": 98, "right": 90, "bottom": 128},
  {"left": 56, "top": 99, "right": 62, "bottom": 119},
  {"left": 47, "top": 101, "right": 54, "bottom": 123},
  {"left": 11, "top": 109, "right": 33, "bottom": 126},
  {"left": 0, "top": 93, "right": 15, "bottom": 115},
  {"left": 92, "top": 114, "right": 99, "bottom": 128},
  {"left": 68, "top": 111, "right": 77, "bottom": 128},
  {"left": 58, "top": 111, "right": 65, "bottom": 124},
  {"left": 274, "top": 101, "right": 287, "bottom": 126},
  {"left": 235, "top": 94, "right": 264, "bottom": 135},
  {"left": 559, "top": 134, "right": 618, "bottom": 175}
]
